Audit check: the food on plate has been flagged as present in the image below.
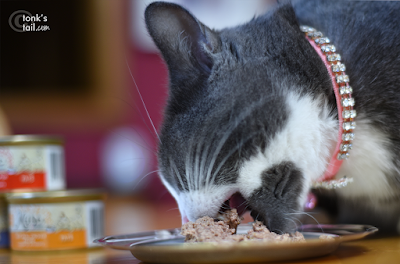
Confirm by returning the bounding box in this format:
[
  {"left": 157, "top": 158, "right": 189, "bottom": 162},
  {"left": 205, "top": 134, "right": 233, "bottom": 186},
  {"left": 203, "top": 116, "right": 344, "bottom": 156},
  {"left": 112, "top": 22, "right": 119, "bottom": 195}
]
[
  {"left": 318, "top": 234, "right": 335, "bottom": 240},
  {"left": 182, "top": 215, "right": 244, "bottom": 243},
  {"left": 181, "top": 209, "right": 306, "bottom": 243},
  {"left": 246, "top": 221, "right": 306, "bottom": 242}
]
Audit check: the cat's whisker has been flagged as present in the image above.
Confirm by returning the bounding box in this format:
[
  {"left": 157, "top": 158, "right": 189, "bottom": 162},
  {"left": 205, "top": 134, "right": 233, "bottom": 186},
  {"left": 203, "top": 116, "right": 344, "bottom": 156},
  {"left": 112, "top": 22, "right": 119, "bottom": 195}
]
[
  {"left": 114, "top": 65, "right": 159, "bottom": 152},
  {"left": 291, "top": 215, "right": 304, "bottom": 226},
  {"left": 253, "top": 212, "right": 260, "bottom": 221},
  {"left": 111, "top": 121, "right": 157, "bottom": 155},
  {"left": 170, "top": 158, "right": 185, "bottom": 191},
  {"left": 287, "top": 211, "right": 323, "bottom": 232},
  {"left": 185, "top": 138, "right": 194, "bottom": 191},
  {"left": 208, "top": 131, "right": 259, "bottom": 186},
  {"left": 203, "top": 105, "right": 253, "bottom": 188},
  {"left": 198, "top": 129, "right": 212, "bottom": 190},
  {"left": 125, "top": 59, "right": 160, "bottom": 142},
  {"left": 285, "top": 214, "right": 304, "bottom": 231},
  {"left": 132, "top": 169, "right": 160, "bottom": 191},
  {"left": 204, "top": 127, "right": 232, "bottom": 189},
  {"left": 273, "top": 228, "right": 285, "bottom": 235},
  {"left": 191, "top": 137, "right": 199, "bottom": 191},
  {"left": 194, "top": 133, "right": 205, "bottom": 191},
  {"left": 203, "top": 127, "right": 224, "bottom": 190},
  {"left": 243, "top": 205, "right": 252, "bottom": 212},
  {"left": 207, "top": 101, "right": 267, "bottom": 185},
  {"left": 166, "top": 207, "right": 180, "bottom": 212},
  {"left": 284, "top": 217, "right": 299, "bottom": 232}
]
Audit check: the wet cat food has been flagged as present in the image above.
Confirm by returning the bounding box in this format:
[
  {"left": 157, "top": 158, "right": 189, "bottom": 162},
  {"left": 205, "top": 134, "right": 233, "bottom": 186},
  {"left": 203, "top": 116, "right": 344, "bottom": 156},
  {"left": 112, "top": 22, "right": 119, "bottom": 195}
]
[{"left": 181, "top": 209, "right": 306, "bottom": 243}]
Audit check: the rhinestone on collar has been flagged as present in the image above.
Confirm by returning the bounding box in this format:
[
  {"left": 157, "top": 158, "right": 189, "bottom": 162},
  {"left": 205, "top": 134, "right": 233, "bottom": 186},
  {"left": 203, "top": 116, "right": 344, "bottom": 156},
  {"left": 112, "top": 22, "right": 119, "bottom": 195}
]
[
  {"left": 300, "top": 25, "right": 355, "bottom": 188},
  {"left": 312, "top": 176, "right": 354, "bottom": 189}
]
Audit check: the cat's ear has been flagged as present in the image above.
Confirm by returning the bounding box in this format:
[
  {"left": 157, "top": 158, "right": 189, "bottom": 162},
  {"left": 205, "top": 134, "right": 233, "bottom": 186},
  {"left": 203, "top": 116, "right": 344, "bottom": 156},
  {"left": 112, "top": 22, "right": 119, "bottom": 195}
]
[
  {"left": 275, "top": 3, "right": 299, "bottom": 27},
  {"left": 145, "top": 2, "right": 219, "bottom": 75}
]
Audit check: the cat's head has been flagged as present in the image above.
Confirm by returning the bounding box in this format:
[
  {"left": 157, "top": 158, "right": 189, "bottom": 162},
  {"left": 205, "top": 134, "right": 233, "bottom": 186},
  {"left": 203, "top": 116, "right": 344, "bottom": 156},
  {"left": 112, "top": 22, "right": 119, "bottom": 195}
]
[{"left": 145, "top": 2, "right": 337, "bottom": 233}]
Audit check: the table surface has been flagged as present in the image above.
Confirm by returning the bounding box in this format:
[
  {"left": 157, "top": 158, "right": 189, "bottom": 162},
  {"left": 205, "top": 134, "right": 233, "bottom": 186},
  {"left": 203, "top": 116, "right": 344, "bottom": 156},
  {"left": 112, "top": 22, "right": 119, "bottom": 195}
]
[{"left": 1, "top": 195, "right": 399, "bottom": 264}]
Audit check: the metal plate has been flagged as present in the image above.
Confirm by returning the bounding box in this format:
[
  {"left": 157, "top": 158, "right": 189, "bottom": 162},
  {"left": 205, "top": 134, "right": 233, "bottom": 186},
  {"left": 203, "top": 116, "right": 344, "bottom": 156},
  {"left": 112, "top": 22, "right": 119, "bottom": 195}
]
[
  {"left": 94, "top": 224, "right": 377, "bottom": 263},
  {"left": 298, "top": 224, "right": 378, "bottom": 241}
]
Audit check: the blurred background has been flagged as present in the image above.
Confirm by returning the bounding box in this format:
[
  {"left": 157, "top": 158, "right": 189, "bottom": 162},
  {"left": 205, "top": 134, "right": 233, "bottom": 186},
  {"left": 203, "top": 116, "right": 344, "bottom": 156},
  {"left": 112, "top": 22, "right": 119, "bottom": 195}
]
[{"left": 0, "top": 0, "right": 276, "bottom": 234}]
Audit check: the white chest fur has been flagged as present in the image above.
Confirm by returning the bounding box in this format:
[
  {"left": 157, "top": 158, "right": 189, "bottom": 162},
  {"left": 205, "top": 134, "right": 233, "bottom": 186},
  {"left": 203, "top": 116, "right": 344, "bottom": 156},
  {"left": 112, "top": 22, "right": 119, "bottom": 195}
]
[
  {"left": 238, "top": 91, "right": 338, "bottom": 206},
  {"left": 336, "top": 115, "right": 398, "bottom": 201}
]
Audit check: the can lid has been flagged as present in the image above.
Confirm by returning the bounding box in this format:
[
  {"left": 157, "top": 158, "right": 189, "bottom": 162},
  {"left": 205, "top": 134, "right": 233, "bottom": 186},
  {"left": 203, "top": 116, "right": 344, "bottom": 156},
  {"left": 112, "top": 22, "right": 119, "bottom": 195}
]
[
  {"left": 0, "top": 135, "right": 63, "bottom": 145},
  {"left": 6, "top": 189, "right": 104, "bottom": 201}
]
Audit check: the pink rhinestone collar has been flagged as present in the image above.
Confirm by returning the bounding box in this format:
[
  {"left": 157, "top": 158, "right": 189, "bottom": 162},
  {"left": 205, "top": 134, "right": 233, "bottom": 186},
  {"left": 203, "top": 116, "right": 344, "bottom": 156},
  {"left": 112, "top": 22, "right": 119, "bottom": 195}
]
[{"left": 301, "top": 25, "right": 355, "bottom": 189}]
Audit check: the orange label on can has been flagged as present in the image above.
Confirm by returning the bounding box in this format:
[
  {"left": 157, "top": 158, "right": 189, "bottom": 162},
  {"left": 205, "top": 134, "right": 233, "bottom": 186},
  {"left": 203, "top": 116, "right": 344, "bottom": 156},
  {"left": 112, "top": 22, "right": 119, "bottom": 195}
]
[
  {"left": 11, "top": 230, "right": 87, "bottom": 250},
  {"left": 9, "top": 201, "right": 104, "bottom": 250},
  {"left": 0, "top": 171, "right": 46, "bottom": 190}
]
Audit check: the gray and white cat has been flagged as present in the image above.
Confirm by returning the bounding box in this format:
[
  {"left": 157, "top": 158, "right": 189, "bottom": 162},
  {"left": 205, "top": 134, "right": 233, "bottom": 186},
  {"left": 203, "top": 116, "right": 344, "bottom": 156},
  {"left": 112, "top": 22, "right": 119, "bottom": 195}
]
[{"left": 145, "top": 0, "right": 400, "bottom": 234}]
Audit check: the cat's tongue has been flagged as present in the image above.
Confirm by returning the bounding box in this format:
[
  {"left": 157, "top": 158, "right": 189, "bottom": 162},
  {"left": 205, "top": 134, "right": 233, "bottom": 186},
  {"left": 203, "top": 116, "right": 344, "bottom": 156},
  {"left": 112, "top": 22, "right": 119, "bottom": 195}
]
[
  {"left": 229, "top": 192, "right": 248, "bottom": 216},
  {"left": 304, "top": 192, "right": 317, "bottom": 210}
]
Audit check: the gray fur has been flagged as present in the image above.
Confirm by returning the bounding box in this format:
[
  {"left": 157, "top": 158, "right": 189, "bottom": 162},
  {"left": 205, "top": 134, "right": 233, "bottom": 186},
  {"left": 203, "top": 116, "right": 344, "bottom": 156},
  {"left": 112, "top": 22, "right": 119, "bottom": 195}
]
[
  {"left": 145, "top": 0, "right": 400, "bottom": 233},
  {"left": 294, "top": 0, "right": 400, "bottom": 184}
]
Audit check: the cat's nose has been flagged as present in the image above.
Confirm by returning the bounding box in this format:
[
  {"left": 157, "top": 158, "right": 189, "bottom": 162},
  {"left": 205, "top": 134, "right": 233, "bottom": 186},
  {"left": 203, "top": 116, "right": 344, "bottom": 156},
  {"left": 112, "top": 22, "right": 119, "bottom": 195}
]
[{"left": 182, "top": 215, "right": 189, "bottom": 224}]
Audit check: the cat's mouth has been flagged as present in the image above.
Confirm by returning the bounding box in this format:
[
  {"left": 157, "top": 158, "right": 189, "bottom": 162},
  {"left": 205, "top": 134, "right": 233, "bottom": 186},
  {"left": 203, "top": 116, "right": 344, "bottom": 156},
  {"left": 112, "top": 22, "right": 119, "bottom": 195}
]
[{"left": 219, "top": 192, "right": 249, "bottom": 218}]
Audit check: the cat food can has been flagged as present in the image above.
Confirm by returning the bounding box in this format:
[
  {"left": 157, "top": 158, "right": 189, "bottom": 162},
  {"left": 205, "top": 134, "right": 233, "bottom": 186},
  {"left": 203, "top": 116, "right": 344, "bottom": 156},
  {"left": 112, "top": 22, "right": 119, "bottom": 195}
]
[
  {"left": 7, "top": 189, "right": 105, "bottom": 251},
  {"left": 0, "top": 135, "right": 65, "bottom": 191},
  {"left": 0, "top": 194, "right": 9, "bottom": 248}
]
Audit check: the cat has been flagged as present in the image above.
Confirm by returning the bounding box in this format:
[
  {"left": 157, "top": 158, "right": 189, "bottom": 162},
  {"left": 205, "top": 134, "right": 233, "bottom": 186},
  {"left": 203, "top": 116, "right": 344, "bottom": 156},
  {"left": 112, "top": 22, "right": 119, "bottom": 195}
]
[{"left": 144, "top": 0, "right": 400, "bottom": 234}]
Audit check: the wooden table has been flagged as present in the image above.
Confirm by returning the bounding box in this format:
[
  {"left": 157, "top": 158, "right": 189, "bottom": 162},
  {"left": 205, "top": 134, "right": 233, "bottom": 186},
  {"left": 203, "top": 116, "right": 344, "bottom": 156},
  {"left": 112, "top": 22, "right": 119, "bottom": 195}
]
[{"left": 1, "top": 195, "right": 399, "bottom": 264}]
